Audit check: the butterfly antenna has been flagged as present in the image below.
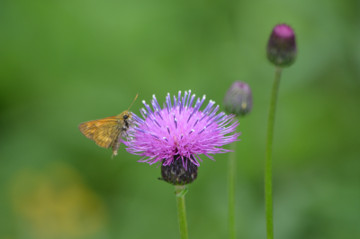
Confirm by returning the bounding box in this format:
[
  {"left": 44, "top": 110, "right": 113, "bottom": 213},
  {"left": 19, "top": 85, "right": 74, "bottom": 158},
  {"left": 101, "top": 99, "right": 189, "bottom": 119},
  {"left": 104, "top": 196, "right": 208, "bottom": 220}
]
[{"left": 127, "top": 93, "right": 139, "bottom": 111}]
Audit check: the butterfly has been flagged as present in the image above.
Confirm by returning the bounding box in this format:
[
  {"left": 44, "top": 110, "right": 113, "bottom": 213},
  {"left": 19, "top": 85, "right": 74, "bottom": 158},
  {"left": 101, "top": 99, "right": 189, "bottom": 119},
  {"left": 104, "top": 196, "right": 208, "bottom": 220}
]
[{"left": 79, "top": 94, "right": 138, "bottom": 156}]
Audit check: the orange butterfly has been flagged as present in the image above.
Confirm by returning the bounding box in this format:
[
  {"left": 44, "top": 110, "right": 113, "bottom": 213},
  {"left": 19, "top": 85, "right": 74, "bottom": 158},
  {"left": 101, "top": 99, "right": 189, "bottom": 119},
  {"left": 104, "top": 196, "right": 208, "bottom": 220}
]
[{"left": 79, "top": 94, "right": 138, "bottom": 156}]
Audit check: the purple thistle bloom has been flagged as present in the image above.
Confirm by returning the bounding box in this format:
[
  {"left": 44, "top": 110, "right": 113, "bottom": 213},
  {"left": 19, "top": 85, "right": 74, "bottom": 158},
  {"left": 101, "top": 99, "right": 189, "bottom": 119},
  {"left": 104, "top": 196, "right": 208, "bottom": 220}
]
[{"left": 124, "top": 90, "right": 240, "bottom": 184}]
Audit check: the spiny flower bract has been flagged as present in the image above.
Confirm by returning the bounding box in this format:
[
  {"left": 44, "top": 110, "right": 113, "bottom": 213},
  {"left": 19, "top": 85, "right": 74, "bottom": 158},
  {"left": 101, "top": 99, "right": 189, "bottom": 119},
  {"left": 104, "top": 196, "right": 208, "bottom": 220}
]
[{"left": 124, "top": 90, "right": 240, "bottom": 169}]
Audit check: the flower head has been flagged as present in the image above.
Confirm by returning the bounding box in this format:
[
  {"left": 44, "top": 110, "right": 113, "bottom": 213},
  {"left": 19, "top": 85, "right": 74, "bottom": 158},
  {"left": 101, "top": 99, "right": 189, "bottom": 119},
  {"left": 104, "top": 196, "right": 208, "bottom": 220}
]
[
  {"left": 267, "top": 24, "right": 297, "bottom": 67},
  {"left": 224, "top": 81, "right": 253, "bottom": 117},
  {"left": 124, "top": 90, "right": 240, "bottom": 184}
]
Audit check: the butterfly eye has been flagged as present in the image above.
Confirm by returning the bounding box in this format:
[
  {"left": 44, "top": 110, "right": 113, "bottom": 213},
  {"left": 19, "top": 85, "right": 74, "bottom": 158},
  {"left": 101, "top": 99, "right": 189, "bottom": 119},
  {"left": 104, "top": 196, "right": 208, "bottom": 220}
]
[{"left": 123, "top": 115, "right": 129, "bottom": 120}]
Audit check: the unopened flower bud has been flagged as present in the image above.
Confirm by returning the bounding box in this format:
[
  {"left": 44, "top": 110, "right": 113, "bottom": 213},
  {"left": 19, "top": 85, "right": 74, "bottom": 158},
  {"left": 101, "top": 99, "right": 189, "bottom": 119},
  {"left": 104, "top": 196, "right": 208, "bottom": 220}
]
[
  {"left": 224, "top": 81, "right": 253, "bottom": 117},
  {"left": 267, "top": 24, "right": 297, "bottom": 67}
]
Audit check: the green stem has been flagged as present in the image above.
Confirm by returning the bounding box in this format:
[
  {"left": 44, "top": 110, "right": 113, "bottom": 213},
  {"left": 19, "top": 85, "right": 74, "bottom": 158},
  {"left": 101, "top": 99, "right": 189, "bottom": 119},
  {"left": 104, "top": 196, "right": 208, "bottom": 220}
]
[
  {"left": 265, "top": 67, "right": 282, "bottom": 239},
  {"left": 228, "top": 141, "right": 237, "bottom": 239},
  {"left": 175, "top": 185, "right": 189, "bottom": 239}
]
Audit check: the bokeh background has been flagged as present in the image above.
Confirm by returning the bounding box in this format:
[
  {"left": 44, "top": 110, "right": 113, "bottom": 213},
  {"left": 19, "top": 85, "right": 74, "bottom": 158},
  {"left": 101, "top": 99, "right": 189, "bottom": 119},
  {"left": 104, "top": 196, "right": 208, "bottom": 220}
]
[{"left": 1, "top": 0, "right": 359, "bottom": 238}]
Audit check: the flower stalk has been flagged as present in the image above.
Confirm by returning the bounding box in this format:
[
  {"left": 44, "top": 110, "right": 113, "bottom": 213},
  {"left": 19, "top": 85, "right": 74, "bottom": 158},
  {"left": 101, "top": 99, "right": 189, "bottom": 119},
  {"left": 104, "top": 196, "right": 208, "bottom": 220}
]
[
  {"left": 265, "top": 67, "right": 282, "bottom": 239},
  {"left": 228, "top": 141, "right": 237, "bottom": 239},
  {"left": 175, "top": 185, "right": 189, "bottom": 239}
]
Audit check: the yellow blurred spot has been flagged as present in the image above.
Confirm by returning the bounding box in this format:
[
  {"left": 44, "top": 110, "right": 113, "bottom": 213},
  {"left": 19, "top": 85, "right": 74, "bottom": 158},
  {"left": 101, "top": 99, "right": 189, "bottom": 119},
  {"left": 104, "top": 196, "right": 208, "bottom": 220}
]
[
  {"left": 10, "top": 162, "right": 107, "bottom": 239},
  {"left": 241, "top": 102, "right": 247, "bottom": 109}
]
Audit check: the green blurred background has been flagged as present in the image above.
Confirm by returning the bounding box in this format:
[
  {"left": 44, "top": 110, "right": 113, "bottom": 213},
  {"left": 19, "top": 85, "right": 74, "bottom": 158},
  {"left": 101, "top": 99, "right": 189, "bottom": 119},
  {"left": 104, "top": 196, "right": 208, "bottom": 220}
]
[{"left": 1, "top": 0, "right": 359, "bottom": 238}]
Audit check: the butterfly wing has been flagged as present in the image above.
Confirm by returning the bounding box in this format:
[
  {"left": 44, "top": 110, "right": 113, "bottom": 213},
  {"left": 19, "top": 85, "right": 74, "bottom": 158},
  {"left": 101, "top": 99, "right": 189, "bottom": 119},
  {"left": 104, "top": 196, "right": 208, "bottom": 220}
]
[{"left": 79, "top": 116, "right": 122, "bottom": 149}]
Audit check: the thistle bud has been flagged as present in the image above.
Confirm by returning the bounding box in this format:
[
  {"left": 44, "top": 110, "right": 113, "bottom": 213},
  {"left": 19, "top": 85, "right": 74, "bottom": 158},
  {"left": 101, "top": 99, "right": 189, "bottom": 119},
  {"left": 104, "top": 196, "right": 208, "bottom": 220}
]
[
  {"left": 267, "top": 24, "right": 297, "bottom": 67},
  {"left": 224, "top": 81, "right": 253, "bottom": 117}
]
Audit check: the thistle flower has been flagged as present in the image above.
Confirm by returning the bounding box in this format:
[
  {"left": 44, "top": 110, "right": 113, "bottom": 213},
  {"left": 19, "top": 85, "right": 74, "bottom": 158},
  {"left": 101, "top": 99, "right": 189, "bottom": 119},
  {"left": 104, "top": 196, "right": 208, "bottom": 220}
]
[
  {"left": 224, "top": 81, "right": 253, "bottom": 117},
  {"left": 264, "top": 23, "right": 297, "bottom": 239},
  {"left": 223, "top": 81, "right": 251, "bottom": 238},
  {"left": 124, "top": 90, "right": 240, "bottom": 185},
  {"left": 267, "top": 24, "right": 297, "bottom": 67}
]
